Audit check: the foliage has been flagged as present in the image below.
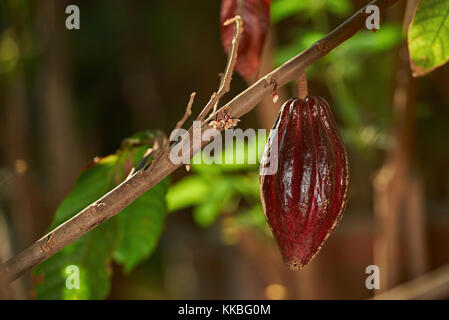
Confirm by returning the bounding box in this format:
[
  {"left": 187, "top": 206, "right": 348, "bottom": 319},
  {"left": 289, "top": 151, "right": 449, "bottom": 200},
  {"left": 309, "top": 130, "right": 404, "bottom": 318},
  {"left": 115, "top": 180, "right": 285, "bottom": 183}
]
[
  {"left": 273, "top": 2, "right": 403, "bottom": 160},
  {"left": 167, "top": 134, "right": 268, "bottom": 233},
  {"left": 271, "top": 0, "right": 352, "bottom": 24},
  {"left": 408, "top": 0, "right": 449, "bottom": 76},
  {"left": 33, "top": 132, "right": 169, "bottom": 299}
]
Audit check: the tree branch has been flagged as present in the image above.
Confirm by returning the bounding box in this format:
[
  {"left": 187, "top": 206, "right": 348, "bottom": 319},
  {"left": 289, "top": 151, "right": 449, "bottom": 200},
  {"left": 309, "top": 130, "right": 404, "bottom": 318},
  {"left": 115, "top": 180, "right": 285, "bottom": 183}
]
[
  {"left": 371, "top": 263, "right": 449, "bottom": 299},
  {"left": 0, "top": 0, "right": 400, "bottom": 284}
]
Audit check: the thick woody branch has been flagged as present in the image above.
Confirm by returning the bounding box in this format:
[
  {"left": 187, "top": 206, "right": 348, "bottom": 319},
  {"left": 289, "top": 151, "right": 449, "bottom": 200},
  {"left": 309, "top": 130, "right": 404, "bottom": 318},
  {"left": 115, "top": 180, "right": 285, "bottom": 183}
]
[{"left": 0, "top": 0, "right": 400, "bottom": 284}]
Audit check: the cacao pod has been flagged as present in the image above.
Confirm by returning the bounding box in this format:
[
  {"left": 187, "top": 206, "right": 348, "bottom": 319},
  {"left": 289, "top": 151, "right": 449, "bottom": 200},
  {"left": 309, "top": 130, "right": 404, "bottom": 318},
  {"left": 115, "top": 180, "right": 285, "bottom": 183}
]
[{"left": 260, "top": 96, "right": 349, "bottom": 270}]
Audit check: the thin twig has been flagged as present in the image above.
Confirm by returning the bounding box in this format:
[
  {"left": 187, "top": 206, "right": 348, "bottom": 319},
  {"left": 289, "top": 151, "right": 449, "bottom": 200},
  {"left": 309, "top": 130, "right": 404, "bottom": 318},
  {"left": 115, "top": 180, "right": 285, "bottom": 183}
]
[
  {"left": 153, "top": 92, "right": 196, "bottom": 170},
  {"left": 176, "top": 92, "right": 196, "bottom": 131},
  {"left": 0, "top": 0, "right": 400, "bottom": 284},
  {"left": 197, "top": 15, "right": 243, "bottom": 120}
]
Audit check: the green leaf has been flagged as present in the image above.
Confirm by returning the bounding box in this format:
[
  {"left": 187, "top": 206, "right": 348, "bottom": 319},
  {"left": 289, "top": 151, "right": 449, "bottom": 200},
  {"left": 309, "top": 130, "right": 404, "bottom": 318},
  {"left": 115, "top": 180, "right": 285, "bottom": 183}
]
[
  {"left": 33, "top": 156, "right": 119, "bottom": 300},
  {"left": 50, "top": 156, "right": 119, "bottom": 228},
  {"left": 326, "top": 0, "right": 352, "bottom": 17},
  {"left": 229, "top": 173, "right": 260, "bottom": 198},
  {"left": 190, "top": 133, "right": 264, "bottom": 173},
  {"left": 193, "top": 179, "right": 235, "bottom": 227},
  {"left": 113, "top": 143, "right": 169, "bottom": 273},
  {"left": 332, "top": 24, "right": 403, "bottom": 59},
  {"left": 33, "top": 131, "right": 170, "bottom": 298},
  {"left": 271, "top": 0, "right": 352, "bottom": 24},
  {"left": 271, "top": 0, "right": 309, "bottom": 23},
  {"left": 275, "top": 31, "right": 326, "bottom": 66},
  {"left": 166, "top": 175, "right": 210, "bottom": 212},
  {"left": 408, "top": 0, "right": 449, "bottom": 76},
  {"left": 113, "top": 177, "right": 169, "bottom": 273}
]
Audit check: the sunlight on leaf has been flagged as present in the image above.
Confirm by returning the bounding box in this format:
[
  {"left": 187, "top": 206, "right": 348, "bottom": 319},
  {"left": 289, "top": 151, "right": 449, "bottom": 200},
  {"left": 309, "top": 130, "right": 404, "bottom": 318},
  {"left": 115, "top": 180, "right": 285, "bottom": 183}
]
[
  {"left": 33, "top": 131, "right": 169, "bottom": 298},
  {"left": 408, "top": 0, "right": 449, "bottom": 76},
  {"left": 193, "top": 179, "right": 235, "bottom": 228},
  {"left": 33, "top": 156, "right": 119, "bottom": 300},
  {"left": 166, "top": 176, "right": 211, "bottom": 212},
  {"left": 271, "top": 0, "right": 352, "bottom": 23},
  {"left": 113, "top": 143, "right": 169, "bottom": 273}
]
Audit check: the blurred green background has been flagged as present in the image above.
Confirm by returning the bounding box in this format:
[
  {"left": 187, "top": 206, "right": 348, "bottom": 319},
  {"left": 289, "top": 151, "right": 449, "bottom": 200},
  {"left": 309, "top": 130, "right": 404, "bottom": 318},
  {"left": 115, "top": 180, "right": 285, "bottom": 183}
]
[{"left": 1, "top": 0, "right": 449, "bottom": 299}]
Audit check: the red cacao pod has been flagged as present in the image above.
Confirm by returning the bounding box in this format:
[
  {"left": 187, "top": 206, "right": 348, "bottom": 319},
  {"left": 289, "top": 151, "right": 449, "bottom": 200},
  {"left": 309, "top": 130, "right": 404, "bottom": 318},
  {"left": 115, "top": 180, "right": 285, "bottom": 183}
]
[{"left": 260, "top": 96, "right": 349, "bottom": 270}]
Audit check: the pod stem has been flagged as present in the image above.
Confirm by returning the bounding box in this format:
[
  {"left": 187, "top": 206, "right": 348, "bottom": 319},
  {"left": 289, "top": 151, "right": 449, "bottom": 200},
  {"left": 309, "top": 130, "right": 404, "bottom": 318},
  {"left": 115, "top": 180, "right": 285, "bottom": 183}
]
[{"left": 297, "top": 72, "right": 308, "bottom": 100}]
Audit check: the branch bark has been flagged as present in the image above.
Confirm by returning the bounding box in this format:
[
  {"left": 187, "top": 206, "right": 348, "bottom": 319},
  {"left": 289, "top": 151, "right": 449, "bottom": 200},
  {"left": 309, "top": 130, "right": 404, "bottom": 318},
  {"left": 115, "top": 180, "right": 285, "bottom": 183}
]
[
  {"left": 372, "top": 263, "right": 449, "bottom": 299},
  {"left": 0, "top": 0, "right": 400, "bottom": 284}
]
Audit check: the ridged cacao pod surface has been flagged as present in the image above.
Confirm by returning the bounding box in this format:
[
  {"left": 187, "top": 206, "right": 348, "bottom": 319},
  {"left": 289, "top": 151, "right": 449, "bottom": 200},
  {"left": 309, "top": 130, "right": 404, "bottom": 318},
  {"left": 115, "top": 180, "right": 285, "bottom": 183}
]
[{"left": 260, "top": 96, "right": 349, "bottom": 270}]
